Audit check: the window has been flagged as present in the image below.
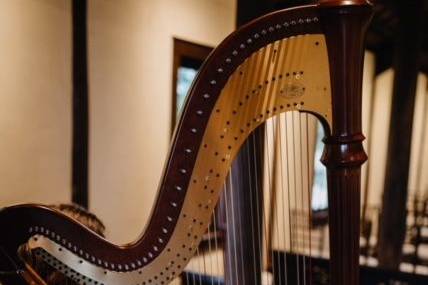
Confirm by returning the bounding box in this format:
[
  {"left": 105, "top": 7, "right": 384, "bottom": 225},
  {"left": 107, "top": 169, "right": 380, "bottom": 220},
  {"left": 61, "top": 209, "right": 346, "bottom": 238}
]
[
  {"left": 312, "top": 122, "right": 328, "bottom": 211},
  {"left": 171, "top": 39, "right": 213, "bottom": 134}
]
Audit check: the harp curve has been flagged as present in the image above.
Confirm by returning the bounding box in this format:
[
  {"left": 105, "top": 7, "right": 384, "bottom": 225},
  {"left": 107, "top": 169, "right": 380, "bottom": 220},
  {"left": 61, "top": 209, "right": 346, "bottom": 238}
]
[{"left": 0, "top": 2, "right": 373, "bottom": 285}]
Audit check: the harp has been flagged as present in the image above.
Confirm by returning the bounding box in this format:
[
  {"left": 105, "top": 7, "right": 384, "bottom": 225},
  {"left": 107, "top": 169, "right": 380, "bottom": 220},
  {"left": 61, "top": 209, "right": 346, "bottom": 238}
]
[{"left": 0, "top": 1, "right": 372, "bottom": 284}]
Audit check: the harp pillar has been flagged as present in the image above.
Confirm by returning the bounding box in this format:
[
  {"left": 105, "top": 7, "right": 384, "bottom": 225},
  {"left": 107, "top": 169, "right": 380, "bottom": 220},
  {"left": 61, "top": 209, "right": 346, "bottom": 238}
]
[{"left": 319, "top": 1, "right": 372, "bottom": 285}]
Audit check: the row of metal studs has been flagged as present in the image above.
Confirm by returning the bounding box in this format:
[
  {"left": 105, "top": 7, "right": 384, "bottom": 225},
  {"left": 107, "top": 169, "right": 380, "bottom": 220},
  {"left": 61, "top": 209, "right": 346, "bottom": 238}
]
[
  {"left": 34, "top": 247, "right": 101, "bottom": 285},
  {"left": 26, "top": 15, "right": 319, "bottom": 273},
  {"left": 151, "top": 16, "right": 320, "bottom": 283},
  {"left": 179, "top": 15, "right": 318, "bottom": 197}
]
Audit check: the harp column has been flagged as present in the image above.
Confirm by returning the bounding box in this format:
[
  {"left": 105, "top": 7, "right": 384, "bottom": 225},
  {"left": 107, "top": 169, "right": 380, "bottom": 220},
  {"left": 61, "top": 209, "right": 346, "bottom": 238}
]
[{"left": 319, "top": 1, "right": 372, "bottom": 285}]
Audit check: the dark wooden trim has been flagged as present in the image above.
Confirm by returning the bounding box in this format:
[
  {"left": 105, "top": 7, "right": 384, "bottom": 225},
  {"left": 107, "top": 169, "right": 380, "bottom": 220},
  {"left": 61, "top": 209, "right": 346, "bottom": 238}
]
[
  {"left": 378, "top": 0, "right": 425, "bottom": 270},
  {"left": 171, "top": 39, "right": 213, "bottom": 135},
  {"left": 0, "top": 5, "right": 368, "bottom": 285},
  {"left": 0, "top": 6, "right": 321, "bottom": 271},
  {"left": 319, "top": 2, "right": 373, "bottom": 285},
  {"left": 0, "top": 5, "right": 323, "bottom": 272},
  {"left": 71, "top": 0, "right": 89, "bottom": 209}
]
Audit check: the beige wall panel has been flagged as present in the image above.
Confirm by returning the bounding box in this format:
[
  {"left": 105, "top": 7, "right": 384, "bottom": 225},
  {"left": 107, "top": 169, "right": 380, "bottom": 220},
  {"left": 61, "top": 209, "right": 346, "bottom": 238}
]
[
  {"left": 407, "top": 74, "right": 428, "bottom": 199},
  {"left": 88, "top": 0, "right": 236, "bottom": 243},
  {"left": 0, "top": 0, "right": 72, "bottom": 206},
  {"left": 419, "top": 86, "right": 428, "bottom": 197},
  {"left": 366, "top": 69, "right": 394, "bottom": 208},
  {"left": 361, "top": 51, "right": 375, "bottom": 205}
]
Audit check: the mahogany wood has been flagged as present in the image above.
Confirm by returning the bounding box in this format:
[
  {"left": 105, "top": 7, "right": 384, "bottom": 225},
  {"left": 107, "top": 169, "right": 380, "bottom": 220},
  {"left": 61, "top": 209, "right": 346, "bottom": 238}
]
[
  {"left": 0, "top": 2, "right": 373, "bottom": 284},
  {"left": 319, "top": 2, "right": 372, "bottom": 285},
  {"left": 0, "top": 4, "right": 323, "bottom": 276}
]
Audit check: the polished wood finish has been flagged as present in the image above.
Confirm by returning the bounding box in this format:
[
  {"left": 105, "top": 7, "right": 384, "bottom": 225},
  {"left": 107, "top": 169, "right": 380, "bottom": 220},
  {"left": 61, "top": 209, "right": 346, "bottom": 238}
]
[
  {"left": 0, "top": 4, "right": 323, "bottom": 277},
  {"left": 378, "top": 0, "right": 425, "bottom": 270},
  {"left": 0, "top": 2, "right": 372, "bottom": 284},
  {"left": 319, "top": 2, "right": 372, "bottom": 285}
]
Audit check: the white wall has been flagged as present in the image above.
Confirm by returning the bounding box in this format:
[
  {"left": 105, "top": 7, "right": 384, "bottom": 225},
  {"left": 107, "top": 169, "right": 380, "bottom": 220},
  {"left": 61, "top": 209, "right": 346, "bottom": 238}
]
[
  {"left": 88, "top": 0, "right": 237, "bottom": 244},
  {"left": 408, "top": 74, "right": 428, "bottom": 198},
  {"left": 365, "top": 69, "right": 394, "bottom": 208},
  {"left": 366, "top": 71, "right": 428, "bottom": 209},
  {"left": 0, "top": 0, "right": 72, "bottom": 206},
  {"left": 361, "top": 51, "right": 375, "bottom": 206}
]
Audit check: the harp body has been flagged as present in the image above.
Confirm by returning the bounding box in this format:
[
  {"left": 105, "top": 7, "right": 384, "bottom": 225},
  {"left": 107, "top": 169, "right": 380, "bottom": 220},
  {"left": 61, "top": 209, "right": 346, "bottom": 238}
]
[{"left": 0, "top": 1, "right": 372, "bottom": 285}]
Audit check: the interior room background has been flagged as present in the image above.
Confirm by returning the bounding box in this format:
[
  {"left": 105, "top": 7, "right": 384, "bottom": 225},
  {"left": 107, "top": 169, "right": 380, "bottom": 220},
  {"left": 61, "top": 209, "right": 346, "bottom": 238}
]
[{"left": 1, "top": 1, "right": 428, "bottom": 270}]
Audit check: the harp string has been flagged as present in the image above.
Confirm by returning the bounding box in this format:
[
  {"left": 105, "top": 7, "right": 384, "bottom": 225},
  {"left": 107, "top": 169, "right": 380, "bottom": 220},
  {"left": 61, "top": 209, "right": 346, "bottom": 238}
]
[
  {"left": 243, "top": 48, "right": 265, "bottom": 285},
  {"left": 288, "top": 35, "right": 301, "bottom": 285},
  {"left": 284, "top": 114, "right": 294, "bottom": 268},
  {"left": 169, "top": 120, "right": 316, "bottom": 285},
  {"left": 183, "top": 37, "right": 318, "bottom": 285},
  {"left": 212, "top": 214, "right": 219, "bottom": 285},
  {"left": 252, "top": 131, "right": 265, "bottom": 285},
  {"left": 299, "top": 111, "right": 305, "bottom": 285},
  {"left": 270, "top": 38, "right": 288, "bottom": 285},
  {"left": 196, "top": 248, "right": 202, "bottom": 284},
  {"left": 225, "top": 32, "right": 249, "bottom": 281},
  {"left": 202, "top": 249, "right": 207, "bottom": 283},
  {"left": 223, "top": 179, "right": 234, "bottom": 284},
  {"left": 251, "top": 44, "right": 272, "bottom": 285},
  {"left": 229, "top": 166, "right": 247, "bottom": 285},
  {"left": 206, "top": 221, "right": 212, "bottom": 285},
  {"left": 254, "top": 128, "right": 267, "bottom": 285},
  {"left": 277, "top": 113, "right": 289, "bottom": 285},
  {"left": 305, "top": 113, "right": 313, "bottom": 285},
  {"left": 276, "top": 36, "right": 291, "bottom": 285},
  {"left": 264, "top": 41, "right": 283, "bottom": 281},
  {"left": 264, "top": 117, "right": 277, "bottom": 284},
  {"left": 277, "top": 114, "right": 286, "bottom": 285},
  {"left": 246, "top": 133, "right": 260, "bottom": 285},
  {"left": 268, "top": 116, "right": 281, "bottom": 284},
  {"left": 297, "top": 97, "right": 303, "bottom": 285},
  {"left": 291, "top": 112, "right": 301, "bottom": 285}
]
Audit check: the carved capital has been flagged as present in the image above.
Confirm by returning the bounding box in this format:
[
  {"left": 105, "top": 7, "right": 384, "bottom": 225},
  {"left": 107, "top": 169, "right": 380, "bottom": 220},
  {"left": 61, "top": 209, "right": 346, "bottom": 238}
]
[{"left": 321, "top": 133, "right": 368, "bottom": 168}]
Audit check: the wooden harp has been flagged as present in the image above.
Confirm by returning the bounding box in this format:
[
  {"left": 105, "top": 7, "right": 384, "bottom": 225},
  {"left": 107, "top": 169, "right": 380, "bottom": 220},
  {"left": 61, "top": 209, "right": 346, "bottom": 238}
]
[{"left": 0, "top": 1, "right": 372, "bottom": 284}]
